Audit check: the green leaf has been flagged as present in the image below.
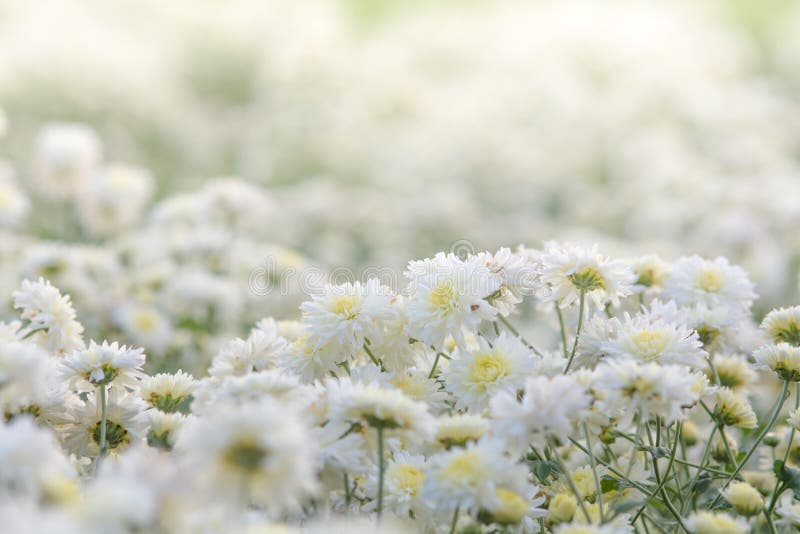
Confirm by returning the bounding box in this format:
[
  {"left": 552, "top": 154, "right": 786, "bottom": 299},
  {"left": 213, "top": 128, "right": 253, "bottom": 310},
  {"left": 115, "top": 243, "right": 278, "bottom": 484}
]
[
  {"left": 601, "top": 475, "right": 619, "bottom": 493},
  {"left": 528, "top": 460, "right": 560, "bottom": 482},
  {"left": 774, "top": 460, "right": 800, "bottom": 498}
]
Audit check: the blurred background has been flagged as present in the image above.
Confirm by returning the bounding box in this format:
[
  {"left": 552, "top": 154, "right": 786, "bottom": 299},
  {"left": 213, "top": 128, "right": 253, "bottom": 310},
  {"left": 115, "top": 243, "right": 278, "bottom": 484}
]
[{"left": 1, "top": 0, "right": 799, "bottom": 371}]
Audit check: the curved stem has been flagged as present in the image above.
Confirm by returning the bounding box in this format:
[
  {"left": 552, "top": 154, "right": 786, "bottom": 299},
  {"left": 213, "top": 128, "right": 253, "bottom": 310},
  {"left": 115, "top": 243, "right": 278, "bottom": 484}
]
[
  {"left": 583, "top": 423, "right": 605, "bottom": 522},
  {"left": 631, "top": 422, "right": 681, "bottom": 524}
]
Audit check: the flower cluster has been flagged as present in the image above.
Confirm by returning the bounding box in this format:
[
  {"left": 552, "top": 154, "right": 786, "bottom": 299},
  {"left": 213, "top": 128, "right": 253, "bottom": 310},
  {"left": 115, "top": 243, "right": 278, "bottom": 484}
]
[{"left": 3, "top": 242, "right": 800, "bottom": 533}]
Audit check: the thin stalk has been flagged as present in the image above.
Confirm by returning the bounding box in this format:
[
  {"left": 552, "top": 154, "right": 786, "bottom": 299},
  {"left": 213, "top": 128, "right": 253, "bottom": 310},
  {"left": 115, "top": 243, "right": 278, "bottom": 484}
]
[
  {"left": 564, "top": 288, "right": 586, "bottom": 374},
  {"left": 497, "top": 314, "right": 542, "bottom": 356},
  {"left": 555, "top": 304, "right": 569, "bottom": 359},
  {"left": 428, "top": 352, "right": 442, "bottom": 379},
  {"left": 548, "top": 438, "right": 591, "bottom": 522},
  {"left": 376, "top": 426, "right": 385, "bottom": 519},
  {"left": 99, "top": 384, "right": 108, "bottom": 457},
  {"left": 363, "top": 343, "right": 384, "bottom": 370},
  {"left": 631, "top": 422, "right": 681, "bottom": 524},
  {"left": 449, "top": 505, "right": 460, "bottom": 534},
  {"left": 583, "top": 422, "right": 605, "bottom": 522}
]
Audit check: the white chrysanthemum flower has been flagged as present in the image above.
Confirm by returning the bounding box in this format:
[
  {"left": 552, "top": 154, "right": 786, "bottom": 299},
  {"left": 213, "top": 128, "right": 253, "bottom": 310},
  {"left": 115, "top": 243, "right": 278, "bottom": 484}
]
[
  {"left": 31, "top": 122, "right": 101, "bottom": 200},
  {"left": 60, "top": 340, "right": 146, "bottom": 391},
  {"left": 685, "top": 511, "right": 749, "bottom": 534},
  {"left": 63, "top": 388, "right": 148, "bottom": 457},
  {"left": 0, "top": 170, "right": 29, "bottom": 227},
  {"left": 754, "top": 343, "right": 800, "bottom": 382},
  {"left": 0, "top": 416, "right": 77, "bottom": 502},
  {"left": 13, "top": 278, "right": 85, "bottom": 354},
  {"left": 444, "top": 331, "right": 535, "bottom": 412},
  {"left": 278, "top": 333, "right": 341, "bottom": 381},
  {"left": 175, "top": 398, "right": 317, "bottom": 513},
  {"left": 0, "top": 340, "right": 49, "bottom": 414},
  {"left": 592, "top": 360, "right": 699, "bottom": 427},
  {"left": 209, "top": 325, "right": 288, "bottom": 377},
  {"left": 388, "top": 368, "right": 449, "bottom": 414},
  {"left": 422, "top": 438, "right": 526, "bottom": 513},
  {"left": 328, "top": 379, "right": 435, "bottom": 441},
  {"left": 538, "top": 242, "right": 635, "bottom": 309},
  {"left": 762, "top": 306, "right": 800, "bottom": 346},
  {"left": 434, "top": 414, "right": 490, "bottom": 450},
  {"left": 139, "top": 370, "right": 197, "bottom": 412},
  {"left": 722, "top": 481, "right": 763, "bottom": 517},
  {"left": 301, "top": 278, "right": 397, "bottom": 356},
  {"left": 712, "top": 387, "right": 757, "bottom": 429},
  {"left": 76, "top": 164, "right": 154, "bottom": 237},
  {"left": 405, "top": 252, "right": 500, "bottom": 350},
  {"left": 146, "top": 410, "right": 187, "bottom": 450},
  {"left": 593, "top": 313, "right": 706, "bottom": 368},
  {"left": 112, "top": 302, "right": 173, "bottom": 355},
  {"left": 477, "top": 247, "right": 539, "bottom": 316},
  {"left": 553, "top": 524, "right": 621, "bottom": 534},
  {"left": 313, "top": 421, "right": 369, "bottom": 474},
  {"left": 707, "top": 353, "right": 756, "bottom": 392},
  {"left": 490, "top": 375, "right": 590, "bottom": 453},
  {"left": 664, "top": 256, "right": 756, "bottom": 317},
  {"left": 628, "top": 254, "right": 670, "bottom": 293},
  {"left": 364, "top": 451, "right": 428, "bottom": 519},
  {"left": 368, "top": 303, "right": 418, "bottom": 372},
  {"left": 192, "top": 369, "right": 303, "bottom": 413}
]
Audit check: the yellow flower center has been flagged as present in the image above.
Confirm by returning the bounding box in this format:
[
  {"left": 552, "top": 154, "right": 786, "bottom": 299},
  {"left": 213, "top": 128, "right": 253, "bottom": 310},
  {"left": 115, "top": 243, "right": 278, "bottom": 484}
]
[
  {"left": 430, "top": 282, "right": 456, "bottom": 311},
  {"left": 134, "top": 310, "right": 158, "bottom": 333},
  {"left": 491, "top": 488, "right": 528, "bottom": 525},
  {"left": 697, "top": 269, "right": 723, "bottom": 293},
  {"left": 469, "top": 352, "right": 510, "bottom": 385},
  {"left": 630, "top": 329, "right": 669, "bottom": 359},
  {"left": 442, "top": 450, "right": 482, "bottom": 485},
  {"left": 332, "top": 295, "right": 359, "bottom": 319},
  {"left": 391, "top": 464, "right": 425, "bottom": 495}
]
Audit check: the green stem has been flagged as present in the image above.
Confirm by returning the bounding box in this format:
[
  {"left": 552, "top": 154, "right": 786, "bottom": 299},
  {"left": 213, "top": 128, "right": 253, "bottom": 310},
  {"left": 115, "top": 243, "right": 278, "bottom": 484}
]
[
  {"left": 99, "top": 384, "right": 108, "bottom": 457},
  {"left": 548, "top": 438, "right": 592, "bottom": 522},
  {"left": 497, "top": 315, "right": 542, "bottom": 356},
  {"left": 344, "top": 472, "right": 351, "bottom": 509},
  {"left": 449, "top": 505, "right": 460, "bottom": 534},
  {"left": 710, "top": 380, "right": 791, "bottom": 509},
  {"left": 377, "top": 426, "right": 385, "bottom": 519},
  {"left": 555, "top": 303, "right": 569, "bottom": 359},
  {"left": 631, "top": 422, "right": 681, "bottom": 524},
  {"left": 564, "top": 288, "right": 586, "bottom": 374},
  {"left": 363, "top": 343, "right": 385, "bottom": 371},
  {"left": 583, "top": 423, "right": 605, "bottom": 522},
  {"left": 781, "top": 382, "right": 800, "bottom": 465},
  {"left": 428, "top": 352, "right": 442, "bottom": 379}
]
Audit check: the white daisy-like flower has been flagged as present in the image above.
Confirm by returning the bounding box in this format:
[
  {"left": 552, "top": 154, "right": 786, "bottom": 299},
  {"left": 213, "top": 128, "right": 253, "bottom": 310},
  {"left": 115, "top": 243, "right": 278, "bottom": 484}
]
[
  {"left": 405, "top": 252, "right": 500, "bottom": 350},
  {"left": 754, "top": 343, "right": 800, "bottom": 382},
  {"left": 712, "top": 387, "right": 757, "bottom": 429},
  {"left": 364, "top": 451, "right": 428, "bottom": 519},
  {"left": 422, "top": 437, "right": 529, "bottom": 514},
  {"left": 685, "top": 511, "right": 749, "bottom": 534},
  {"left": 592, "top": 360, "right": 699, "bottom": 427},
  {"left": 761, "top": 306, "right": 800, "bottom": 346},
  {"left": 60, "top": 340, "right": 146, "bottom": 391},
  {"left": 328, "top": 379, "right": 435, "bottom": 441},
  {"left": 139, "top": 370, "right": 197, "bottom": 412},
  {"left": 112, "top": 302, "right": 173, "bottom": 355},
  {"left": 13, "top": 278, "right": 85, "bottom": 354},
  {"left": 278, "top": 334, "right": 341, "bottom": 381},
  {"left": 209, "top": 324, "right": 288, "bottom": 377},
  {"left": 301, "top": 278, "right": 397, "bottom": 356},
  {"left": 0, "top": 416, "right": 77, "bottom": 502},
  {"left": 598, "top": 313, "right": 707, "bottom": 368},
  {"left": 663, "top": 256, "right": 756, "bottom": 317},
  {"left": 477, "top": 247, "right": 539, "bottom": 316},
  {"left": 433, "top": 414, "right": 491, "bottom": 450},
  {"left": 192, "top": 369, "right": 303, "bottom": 413},
  {"left": 0, "top": 340, "right": 49, "bottom": 414},
  {"left": 146, "top": 410, "right": 188, "bottom": 450},
  {"left": 538, "top": 242, "right": 635, "bottom": 309},
  {"left": 628, "top": 254, "right": 670, "bottom": 293},
  {"left": 444, "top": 331, "right": 535, "bottom": 412},
  {"left": 175, "top": 397, "right": 317, "bottom": 513},
  {"left": 63, "top": 388, "right": 148, "bottom": 457},
  {"left": 490, "top": 375, "right": 591, "bottom": 453},
  {"left": 31, "top": 122, "right": 102, "bottom": 200},
  {"left": 706, "top": 353, "right": 756, "bottom": 393}
]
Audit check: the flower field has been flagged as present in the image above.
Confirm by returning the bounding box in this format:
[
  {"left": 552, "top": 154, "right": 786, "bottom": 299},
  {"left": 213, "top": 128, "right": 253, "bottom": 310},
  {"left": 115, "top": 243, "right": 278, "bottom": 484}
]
[{"left": 3, "top": 0, "right": 800, "bottom": 533}]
